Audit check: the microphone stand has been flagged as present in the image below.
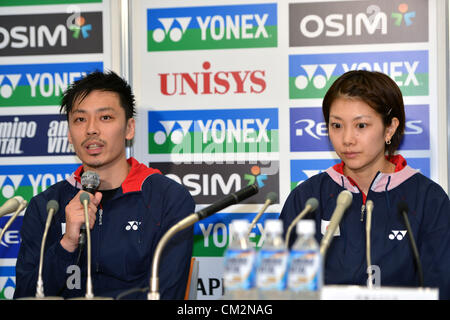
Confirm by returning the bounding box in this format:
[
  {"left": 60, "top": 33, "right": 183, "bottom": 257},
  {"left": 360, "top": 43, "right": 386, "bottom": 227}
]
[
  {"left": 247, "top": 193, "right": 277, "bottom": 238},
  {"left": 148, "top": 214, "right": 199, "bottom": 300},
  {"left": 70, "top": 193, "right": 112, "bottom": 300},
  {"left": 148, "top": 184, "right": 258, "bottom": 300},
  {"left": 365, "top": 200, "right": 374, "bottom": 288},
  {"left": 19, "top": 200, "right": 63, "bottom": 300},
  {"left": 285, "top": 198, "right": 318, "bottom": 247}
]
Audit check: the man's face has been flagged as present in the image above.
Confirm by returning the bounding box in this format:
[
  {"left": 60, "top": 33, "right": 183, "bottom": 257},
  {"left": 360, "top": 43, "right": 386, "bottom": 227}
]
[{"left": 67, "top": 90, "right": 135, "bottom": 170}]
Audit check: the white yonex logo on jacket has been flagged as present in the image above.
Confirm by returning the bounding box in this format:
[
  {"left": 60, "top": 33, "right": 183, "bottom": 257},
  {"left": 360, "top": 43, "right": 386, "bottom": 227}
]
[
  {"left": 125, "top": 221, "right": 141, "bottom": 231},
  {"left": 389, "top": 230, "right": 407, "bottom": 240}
]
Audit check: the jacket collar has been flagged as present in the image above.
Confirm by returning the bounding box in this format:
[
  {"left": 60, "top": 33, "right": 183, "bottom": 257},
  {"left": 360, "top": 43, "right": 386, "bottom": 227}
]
[
  {"left": 326, "top": 154, "right": 418, "bottom": 193},
  {"left": 67, "top": 157, "right": 161, "bottom": 193}
]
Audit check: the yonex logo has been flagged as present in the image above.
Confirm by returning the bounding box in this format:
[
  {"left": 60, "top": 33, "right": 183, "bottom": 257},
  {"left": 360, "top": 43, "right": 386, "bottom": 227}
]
[
  {"left": 154, "top": 120, "right": 193, "bottom": 145},
  {"left": 294, "top": 64, "right": 336, "bottom": 90},
  {"left": 0, "top": 75, "right": 21, "bottom": 99},
  {"left": 0, "top": 266, "right": 16, "bottom": 300},
  {"left": 152, "top": 17, "right": 192, "bottom": 43},
  {"left": 125, "top": 221, "right": 141, "bottom": 231},
  {"left": 389, "top": 230, "right": 407, "bottom": 240},
  {"left": 391, "top": 3, "right": 415, "bottom": 27}
]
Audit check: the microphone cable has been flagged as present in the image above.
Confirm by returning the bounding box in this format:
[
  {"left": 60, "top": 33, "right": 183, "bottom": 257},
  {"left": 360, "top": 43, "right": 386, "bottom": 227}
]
[{"left": 398, "top": 201, "right": 424, "bottom": 287}]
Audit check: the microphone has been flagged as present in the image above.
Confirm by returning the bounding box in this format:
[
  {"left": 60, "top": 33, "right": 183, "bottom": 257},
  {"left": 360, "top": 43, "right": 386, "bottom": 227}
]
[
  {"left": 365, "top": 200, "right": 375, "bottom": 288},
  {"left": 79, "top": 192, "right": 94, "bottom": 298},
  {"left": 0, "top": 196, "right": 24, "bottom": 218},
  {"left": 247, "top": 192, "right": 278, "bottom": 237},
  {"left": 0, "top": 198, "right": 28, "bottom": 246},
  {"left": 79, "top": 171, "right": 100, "bottom": 249},
  {"left": 320, "top": 190, "right": 353, "bottom": 257},
  {"left": 398, "top": 201, "right": 424, "bottom": 287},
  {"left": 285, "top": 197, "right": 319, "bottom": 247},
  {"left": 35, "top": 200, "right": 59, "bottom": 299},
  {"left": 195, "top": 184, "right": 259, "bottom": 220},
  {"left": 147, "top": 183, "right": 259, "bottom": 300}
]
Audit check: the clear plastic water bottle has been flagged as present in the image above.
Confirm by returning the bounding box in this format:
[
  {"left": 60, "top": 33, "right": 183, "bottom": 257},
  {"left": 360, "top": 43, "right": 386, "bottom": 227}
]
[
  {"left": 287, "top": 219, "right": 322, "bottom": 300},
  {"left": 223, "top": 219, "right": 257, "bottom": 300},
  {"left": 256, "top": 219, "right": 289, "bottom": 300}
]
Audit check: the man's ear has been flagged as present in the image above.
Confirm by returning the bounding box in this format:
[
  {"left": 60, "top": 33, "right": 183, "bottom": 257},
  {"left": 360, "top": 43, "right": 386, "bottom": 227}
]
[{"left": 125, "top": 118, "right": 135, "bottom": 140}]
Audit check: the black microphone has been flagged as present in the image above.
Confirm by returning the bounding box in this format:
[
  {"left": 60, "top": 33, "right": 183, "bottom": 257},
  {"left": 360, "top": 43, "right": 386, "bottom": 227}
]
[
  {"left": 398, "top": 201, "right": 424, "bottom": 287},
  {"left": 79, "top": 171, "right": 100, "bottom": 248}
]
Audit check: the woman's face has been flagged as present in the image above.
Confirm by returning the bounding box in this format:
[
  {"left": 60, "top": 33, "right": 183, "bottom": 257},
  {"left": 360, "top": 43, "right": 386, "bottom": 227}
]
[{"left": 328, "top": 97, "right": 398, "bottom": 176}]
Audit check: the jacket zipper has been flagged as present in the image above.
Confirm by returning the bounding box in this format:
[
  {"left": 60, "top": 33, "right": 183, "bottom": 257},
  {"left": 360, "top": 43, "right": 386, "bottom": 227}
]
[
  {"left": 98, "top": 208, "right": 103, "bottom": 226},
  {"left": 96, "top": 207, "right": 103, "bottom": 272},
  {"left": 360, "top": 204, "right": 366, "bottom": 222}
]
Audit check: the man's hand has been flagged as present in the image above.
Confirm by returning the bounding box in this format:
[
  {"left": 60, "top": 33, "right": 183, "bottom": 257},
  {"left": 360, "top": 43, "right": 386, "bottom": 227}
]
[{"left": 60, "top": 191, "right": 102, "bottom": 252}]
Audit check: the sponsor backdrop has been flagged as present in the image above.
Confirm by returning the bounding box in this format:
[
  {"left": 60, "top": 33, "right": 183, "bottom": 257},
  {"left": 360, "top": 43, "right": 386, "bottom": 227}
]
[
  {"left": 0, "top": 0, "right": 446, "bottom": 301},
  {"left": 131, "top": 0, "right": 442, "bottom": 300},
  {"left": 0, "top": 0, "right": 110, "bottom": 300}
]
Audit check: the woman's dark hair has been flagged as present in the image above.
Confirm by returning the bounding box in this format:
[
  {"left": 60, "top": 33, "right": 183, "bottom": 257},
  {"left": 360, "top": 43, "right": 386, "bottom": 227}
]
[
  {"left": 60, "top": 70, "right": 136, "bottom": 120},
  {"left": 322, "top": 70, "right": 405, "bottom": 157}
]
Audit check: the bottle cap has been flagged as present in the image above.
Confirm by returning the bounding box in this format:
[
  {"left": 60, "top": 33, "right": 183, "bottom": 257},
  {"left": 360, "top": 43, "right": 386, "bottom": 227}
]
[
  {"left": 230, "top": 219, "right": 250, "bottom": 234},
  {"left": 296, "top": 219, "right": 315, "bottom": 235},
  {"left": 264, "top": 219, "right": 283, "bottom": 234}
]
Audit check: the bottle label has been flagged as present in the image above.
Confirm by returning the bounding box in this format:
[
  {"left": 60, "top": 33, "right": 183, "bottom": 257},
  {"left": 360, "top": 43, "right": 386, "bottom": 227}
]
[
  {"left": 287, "top": 250, "right": 321, "bottom": 291},
  {"left": 224, "top": 249, "right": 256, "bottom": 290},
  {"left": 256, "top": 249, "right": 288, "bottom": 290}
]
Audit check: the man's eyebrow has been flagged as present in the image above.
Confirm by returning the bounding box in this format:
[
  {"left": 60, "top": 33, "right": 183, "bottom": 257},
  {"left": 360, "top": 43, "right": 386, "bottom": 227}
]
[{"left": 71, "top": 106, "right": 117, "bottom": 114}]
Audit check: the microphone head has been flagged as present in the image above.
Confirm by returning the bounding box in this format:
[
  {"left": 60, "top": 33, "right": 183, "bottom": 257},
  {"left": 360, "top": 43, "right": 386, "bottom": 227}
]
[
  {"left": 14, "top": 195, "right": 24, "bottom": 203},
  {"left": 80, "top": 192, "right": 91, "bottom": 205},
  {"left": 397, "top": 201, "right": 409, "bottom": 214},
  {"left": 337, "top": 190, "right": 353, "bottom": 208},
  {"left": 266, "top": 192, "right": 278, "bottom": 203},
  {"left": 81, "top": 171, "right": 100, "bottom": 190},
  {"left": 46, "top": 200, "right": 59, "bottom": 213},
  {"left": 305, "top": 197, "right": 319, "bottom": 212}
]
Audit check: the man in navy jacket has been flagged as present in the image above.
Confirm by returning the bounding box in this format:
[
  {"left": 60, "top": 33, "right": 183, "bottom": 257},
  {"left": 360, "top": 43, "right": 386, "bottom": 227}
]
[{"left": 14, "top": 71, "right": 195, "bottom": 299}]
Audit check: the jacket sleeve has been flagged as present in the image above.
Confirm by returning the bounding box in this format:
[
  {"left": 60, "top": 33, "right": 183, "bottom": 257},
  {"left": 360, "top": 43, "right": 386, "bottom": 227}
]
[
  {"left": 418, "top": 183, "right": 450, "bottom": 300},
  {"left": 13, "top": 196, "right": 78, "bottom": 299},
  {"left": 156, "top": 180, "right": 195, "bottom": 300}
]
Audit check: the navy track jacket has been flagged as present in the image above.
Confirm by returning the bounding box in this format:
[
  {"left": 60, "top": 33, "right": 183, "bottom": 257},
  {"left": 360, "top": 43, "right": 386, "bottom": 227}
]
[
  {"left": 13, "top": 157, "right": 195, "bottom": 300},
  {"left": 280, "top": 155, "right": 450, "bottom": 299}
]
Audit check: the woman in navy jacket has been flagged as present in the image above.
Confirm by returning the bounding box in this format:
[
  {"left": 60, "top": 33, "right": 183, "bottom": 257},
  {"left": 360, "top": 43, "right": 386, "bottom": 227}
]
[{"left": 280, "top": 70, "right": 450, "bottom": 299}]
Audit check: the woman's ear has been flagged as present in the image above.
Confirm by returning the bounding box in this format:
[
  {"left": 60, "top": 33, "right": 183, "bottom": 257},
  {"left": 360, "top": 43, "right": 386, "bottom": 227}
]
[{"left": 385, "top": 117, "right": 399, "bottom": 142}]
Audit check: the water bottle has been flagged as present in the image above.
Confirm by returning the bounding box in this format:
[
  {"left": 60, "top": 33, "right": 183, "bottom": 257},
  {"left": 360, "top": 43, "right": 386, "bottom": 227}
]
[
  {"left": 287, "top": 219, "right": 322, "bottom": 300},
  {"left": 255, "top": 219, "right": 289, "bottom": 300},
  {"left": 223, "top": 219, "right": 257, "bottom": 299}
]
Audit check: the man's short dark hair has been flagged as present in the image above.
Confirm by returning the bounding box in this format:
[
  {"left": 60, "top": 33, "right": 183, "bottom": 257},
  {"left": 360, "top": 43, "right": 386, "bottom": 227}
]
[{"left": 60, "top": 70, "right": 136, "bottom": 120}]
